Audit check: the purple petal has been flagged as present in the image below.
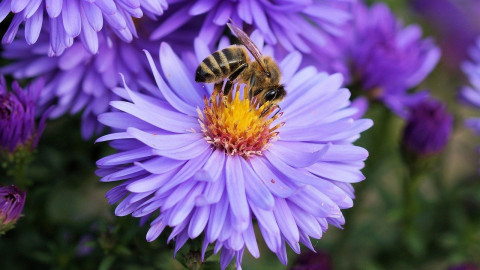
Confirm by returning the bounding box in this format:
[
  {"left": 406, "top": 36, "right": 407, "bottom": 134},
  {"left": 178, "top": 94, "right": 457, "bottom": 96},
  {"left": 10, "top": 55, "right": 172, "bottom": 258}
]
[
  {"left": 45, "top": 0, "right": 62, "bottom": 18},
  {"left": 225, "top": 156, "right": 250, "bottom": 231},
  {"left": 23, "top": 0, "right": 42, "bottom": 18},
  {"left": 62, "top": 0, "right": 82, "bottom": 37},
  {"left": 96, "top": 146, "right": 153, "bottom": 166},
  {"left": 2, "top": 13, "right": 22, "bottom": 44},
  {"left": 188, "top": 206, "right": 210, "bottom": 238},
  {"left": 11, "top": 0, "right": 28, "bottom": 13},
  {"left": 206, "top": 193, "right": 229, "bottom": 242},
  {"left": 189, "top": 0, "right": 218, "bottom": 15},
  {"left": 95, "top": 0, "right": 117, "bottom": 15},
  {"left": 273, "top": 198, "right": 299, "bottom": 247},
  {"left": 242, "top": 220, "right": 259, "bottom": 258},
  {"left": 248, "top": 157, "right": 299, "bottom": 198},
  {"left": 150, "top": 6, "right": 191, "bottom": 40},
  {"left": 143, "top": 49, "right": 197, "bottom": 115},
  {"left": 195, "top": 149, "right": 225, "bottom": 181},
  {"left": 25, "top": 9, "right": 43, "bottom": 44},
  {"left": 0, "top": 0, "right": 12, "bottom": 22},
  {"left": 81, "top": 1, "right": 103, "bottom": 31},
  {"left": 240, "top": 158, "right": 274, "bottom": 211},
  {"left": 159, "top": 42, "right": 203, "bottom": 106}
]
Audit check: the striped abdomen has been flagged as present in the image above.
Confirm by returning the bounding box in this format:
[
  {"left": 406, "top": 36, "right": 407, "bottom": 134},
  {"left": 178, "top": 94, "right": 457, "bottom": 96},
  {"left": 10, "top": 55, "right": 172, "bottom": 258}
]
[{"left": 195, "top": 45, "right": 248, "bottom": 83}]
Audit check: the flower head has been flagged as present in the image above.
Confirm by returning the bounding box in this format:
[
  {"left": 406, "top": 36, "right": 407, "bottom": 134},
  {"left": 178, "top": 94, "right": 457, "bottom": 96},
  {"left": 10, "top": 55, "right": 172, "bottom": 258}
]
[
  {"left": 151, "top": 0, "right": 353, "bottom": 53},
  {"left": 0, "top": 185, "right": 26, "bottom": 233},
  {"left": 319, "top": 2, "right": 440, "bottom": 117},
  {"left": 0, "top": 0, "right": 168, "bottom": 55},
  {"left": 402, "top": 97, "right": 453, "bottom": 156},
  {"left": 200, "top": 87, "right": 283, "bottom": 158},
  {"left": 97, "top": 36, "right": 371, "bottom": 268},
  {"left": 0, "top": 76, "right": 50, "bottom": 153}
]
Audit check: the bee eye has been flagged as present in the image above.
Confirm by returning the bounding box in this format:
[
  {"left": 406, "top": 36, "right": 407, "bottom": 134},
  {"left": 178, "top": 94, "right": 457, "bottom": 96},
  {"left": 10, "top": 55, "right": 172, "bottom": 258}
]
[{"left": 264, "top": 90, "right": 277, "bottom": 101}]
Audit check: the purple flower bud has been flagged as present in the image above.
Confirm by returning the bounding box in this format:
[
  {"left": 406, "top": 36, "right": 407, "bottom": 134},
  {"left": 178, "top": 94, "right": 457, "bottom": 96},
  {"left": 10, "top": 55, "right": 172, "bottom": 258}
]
[
  {"left": 0, "top": 185, "right": 26, "bottom": 233},
  {"left": 0, "top": 76, "right": 50, "bottom": 154},
  {"left": 402, "top": 98, "right": 453, "bottom": 156},
  {"left": 448, "top": 263, "right": 479, "bottom": 270},
  {"left": 290, "top": 251, "right": 332, "bottom": 270}
]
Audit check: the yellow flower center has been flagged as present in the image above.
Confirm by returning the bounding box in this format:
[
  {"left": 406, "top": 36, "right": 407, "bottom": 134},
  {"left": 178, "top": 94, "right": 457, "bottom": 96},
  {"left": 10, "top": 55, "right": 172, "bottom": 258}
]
[{"left": 198, "top": 85, "right": 284, "bottom": 158}]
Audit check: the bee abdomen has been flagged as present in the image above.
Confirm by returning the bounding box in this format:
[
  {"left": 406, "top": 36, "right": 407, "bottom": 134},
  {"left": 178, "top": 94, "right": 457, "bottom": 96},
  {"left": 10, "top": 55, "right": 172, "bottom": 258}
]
[{"left": 195, "top": 46, "right": 248, "bottom": 83}]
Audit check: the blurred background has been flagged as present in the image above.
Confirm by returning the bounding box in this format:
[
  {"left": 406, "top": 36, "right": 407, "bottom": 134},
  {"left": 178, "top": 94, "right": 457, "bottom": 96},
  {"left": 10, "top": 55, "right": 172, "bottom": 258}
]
[{"left": 1, "top": 0, "right": 479, "bottom": 269}]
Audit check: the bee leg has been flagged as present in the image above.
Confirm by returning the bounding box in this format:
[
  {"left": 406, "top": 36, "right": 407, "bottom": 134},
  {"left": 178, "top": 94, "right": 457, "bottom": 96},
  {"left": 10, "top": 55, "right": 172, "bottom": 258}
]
[
  {"left": 260, "top": 104, "right": 281, "bottom": 118},
  {"left": 224, "top": 63, "right": 248, "bottom": 95},
  {"left": 272, "top": 105, "right": 282, "bottom": 118},
  {"left": 213, "top": 82, "right": 224, "bottom": 95},
  {"left": 248, "top": 74, "right": 255, "bottom": 99}
]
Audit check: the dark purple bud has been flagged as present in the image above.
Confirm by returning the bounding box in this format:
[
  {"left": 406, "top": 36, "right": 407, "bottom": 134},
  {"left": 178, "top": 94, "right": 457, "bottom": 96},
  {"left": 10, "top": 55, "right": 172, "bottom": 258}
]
[
  {"left": 0, "top": 185, "right": 26, "bottom": 233},
  {"left": 448, "top": 263, "right": 479, "bottom": 270},
  {"left": 402, "top": 98, "right": 453, "bottom": 156},
  {"left": 0, "top": 76, "right": 51, "bottom": 154},
  {"left": 290, "top": 251, "right": 331, "bottom": 270}
]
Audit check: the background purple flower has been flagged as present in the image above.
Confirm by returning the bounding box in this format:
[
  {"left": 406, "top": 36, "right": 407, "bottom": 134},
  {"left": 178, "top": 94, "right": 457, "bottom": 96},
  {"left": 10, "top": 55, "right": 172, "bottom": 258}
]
[
  {"left": 460, "top": 38, "right": 480, "bottom": 134},
  {"left": 1, "top": 16, "right": 209, "bottom": 139},
  {"left": 2, "top": 32, "right": 151, "bottom": 139},
  {"left": 96, "top": 33, "right": 371, "bottom": 268},
  {"left": 412, "top": 0, "right": 480, "bottom": 69},
  {"left": 0, "top": 75, "right": 50, "bottom": 153},
  {"left": 151, "top": 0, "right": 353, "bottom": 53},
  {"left": 0, "top": 185, "right": 26, "bottom": 233},
  {"left": 316, "top": 1, "right": 440, "bottom": 117},
  {"left": 460, "top": 37, "right": 480, "bottom": 170},
  {"left": 0, "top": 0, "right": 168, "bottom": 55}
]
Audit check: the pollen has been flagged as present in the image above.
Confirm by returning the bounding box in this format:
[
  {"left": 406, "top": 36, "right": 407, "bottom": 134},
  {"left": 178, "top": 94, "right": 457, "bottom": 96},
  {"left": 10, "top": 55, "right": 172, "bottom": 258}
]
[{"left": 198, "top": 84, "right": 284, "bottom": 158}]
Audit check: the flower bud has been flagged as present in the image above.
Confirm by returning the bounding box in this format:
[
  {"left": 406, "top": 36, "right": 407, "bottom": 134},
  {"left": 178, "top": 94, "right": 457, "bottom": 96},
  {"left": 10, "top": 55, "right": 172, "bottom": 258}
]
[
  {"left": 402, "top": 98, "right": 453, "bottom": 156},
  {"left": 0, "top": 185, "right": 26, "bottom": 233},
  {"left": 0, "top": 76, "right": 49, "bottom": 154}
]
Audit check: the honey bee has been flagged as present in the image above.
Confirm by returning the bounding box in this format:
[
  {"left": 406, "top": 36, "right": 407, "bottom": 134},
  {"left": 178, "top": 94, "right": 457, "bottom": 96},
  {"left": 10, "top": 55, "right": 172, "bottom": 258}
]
[{"left": 195, "top": 22, "right": 286, "bottom": 109}]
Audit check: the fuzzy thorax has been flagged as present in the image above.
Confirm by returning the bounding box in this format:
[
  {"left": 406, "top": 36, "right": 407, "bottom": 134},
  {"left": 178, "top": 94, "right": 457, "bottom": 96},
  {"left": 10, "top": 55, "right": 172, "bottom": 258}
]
[{"left": 198, "top": 85, "right": 284, "bottom": 158}]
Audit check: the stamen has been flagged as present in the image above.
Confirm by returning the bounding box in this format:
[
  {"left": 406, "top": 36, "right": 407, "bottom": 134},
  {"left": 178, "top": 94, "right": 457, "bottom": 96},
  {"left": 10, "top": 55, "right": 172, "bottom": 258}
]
[{"left": 199, "top": 84, "right": 284, "bottom": 158}]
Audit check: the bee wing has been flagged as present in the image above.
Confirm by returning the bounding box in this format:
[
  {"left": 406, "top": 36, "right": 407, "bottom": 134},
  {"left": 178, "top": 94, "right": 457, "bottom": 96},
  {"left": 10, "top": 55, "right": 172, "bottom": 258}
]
[{"left": 227, "top": 22, "right": 270, "bottom": 75}]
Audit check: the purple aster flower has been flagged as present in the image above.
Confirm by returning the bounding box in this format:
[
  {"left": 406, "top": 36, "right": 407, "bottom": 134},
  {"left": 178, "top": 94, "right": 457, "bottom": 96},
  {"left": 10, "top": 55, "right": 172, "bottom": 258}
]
[
  {"left": 0, "top": 75, "right": 50, "bottom": 153},
  {"left": 412, "top": 0, "right": 480, "bottom": 69},
  {"left": 1, "top": 26, "right": 158, "bottom": 139},
  {"left": 0, "top": 0, "right": 168, "bottom": 55},
  {"left": 0, "top": 185, "right": 26, "bottom": 233},
  {"left": 96, "top": 33, "right": 372, "bottom": 268},
  {"left": 402, "top": 97, "right": 453, "bottom": 156},
  {"left": 317, "top": 1, "right": 440, "bottom": 117},
  {"left": 1, "top": 16, "right": 207, "bottom": 139},
  {"left": 151, "top": 0, "right": 353, "bottom": 53}
]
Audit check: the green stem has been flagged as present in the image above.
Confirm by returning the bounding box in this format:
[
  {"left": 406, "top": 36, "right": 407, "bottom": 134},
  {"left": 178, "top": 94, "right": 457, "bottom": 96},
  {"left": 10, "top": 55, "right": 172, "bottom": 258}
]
[
  {"left": 402, "top": 169, "right": 421, "bottom": 233},
  {"left": 401, "top": 160, "right": 424, "bottom": 257}
]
